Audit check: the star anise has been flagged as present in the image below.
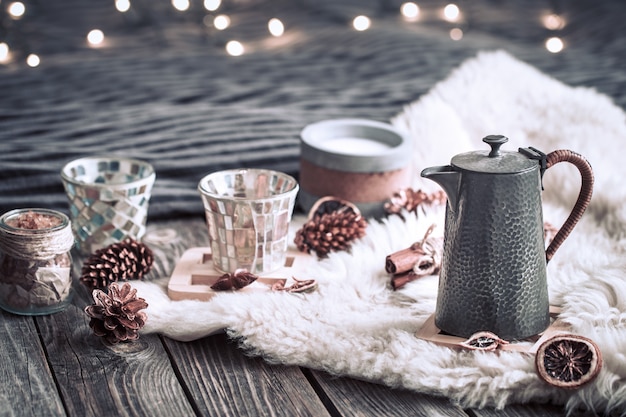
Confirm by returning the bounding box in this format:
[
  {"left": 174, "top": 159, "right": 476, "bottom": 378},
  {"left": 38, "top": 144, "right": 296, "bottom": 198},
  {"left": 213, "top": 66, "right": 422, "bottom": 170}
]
[{"left": 211, "top": 269, "right": 258, "bottom": 291}]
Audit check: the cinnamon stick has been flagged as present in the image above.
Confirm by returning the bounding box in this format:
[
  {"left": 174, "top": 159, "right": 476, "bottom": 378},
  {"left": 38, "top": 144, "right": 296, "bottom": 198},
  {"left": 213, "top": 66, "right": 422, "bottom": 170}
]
[
  {"left": 385, "top": 243, "right": 425, "bottom": 274},
  {"left": 385, "top": 225, "right": 444, "bottom": 290},
  {"left": 391, "top": 271, "right": 418, "bottom": 290}
]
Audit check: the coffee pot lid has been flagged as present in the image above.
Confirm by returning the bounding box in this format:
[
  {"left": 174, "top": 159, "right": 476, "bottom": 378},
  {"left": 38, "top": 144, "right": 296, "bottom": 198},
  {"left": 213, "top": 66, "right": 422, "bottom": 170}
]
[{"left": 451, "top": 135, "right": 538, "bottom": 174}]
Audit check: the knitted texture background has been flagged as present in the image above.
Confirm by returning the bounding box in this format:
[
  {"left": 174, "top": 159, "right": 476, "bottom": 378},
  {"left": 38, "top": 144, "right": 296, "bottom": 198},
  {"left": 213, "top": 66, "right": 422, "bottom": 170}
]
[{"left": 1, "top": 0, "right": 624, "bottom": 219}]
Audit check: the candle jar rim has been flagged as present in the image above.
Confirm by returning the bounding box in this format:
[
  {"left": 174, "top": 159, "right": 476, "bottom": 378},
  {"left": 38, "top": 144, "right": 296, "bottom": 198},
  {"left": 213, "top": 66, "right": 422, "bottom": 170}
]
[
  {"left": 300, "top": 118, "right": 412, "bottom": 173},
  {"left": 198, "top": 168, "right": 299, "bottom": 202},
  {"left": 60, "top": 155, "right": 155, "bottom": 188},
  {"left": 0, "top": 208, "right": 70, "bottom": 235}
]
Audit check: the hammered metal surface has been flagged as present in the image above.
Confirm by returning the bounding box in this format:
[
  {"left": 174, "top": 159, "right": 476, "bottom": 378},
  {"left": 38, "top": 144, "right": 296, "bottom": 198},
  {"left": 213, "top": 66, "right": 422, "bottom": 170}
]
[{"left": 435, "top": 170, "right": 550, "bottom": 340}]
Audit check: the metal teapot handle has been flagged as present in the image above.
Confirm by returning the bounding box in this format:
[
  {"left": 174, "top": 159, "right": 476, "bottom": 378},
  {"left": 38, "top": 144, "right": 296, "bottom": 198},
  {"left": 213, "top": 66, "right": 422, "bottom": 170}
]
[{"left": 544, "top": 150, "right": 594, "bottom": 262}]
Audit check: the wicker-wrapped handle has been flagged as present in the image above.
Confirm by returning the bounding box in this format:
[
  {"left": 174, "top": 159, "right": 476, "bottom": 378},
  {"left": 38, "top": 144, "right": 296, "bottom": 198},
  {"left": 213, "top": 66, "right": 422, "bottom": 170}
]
[{"left": 545, "top": 150, "right": 594, "bottom": 262}]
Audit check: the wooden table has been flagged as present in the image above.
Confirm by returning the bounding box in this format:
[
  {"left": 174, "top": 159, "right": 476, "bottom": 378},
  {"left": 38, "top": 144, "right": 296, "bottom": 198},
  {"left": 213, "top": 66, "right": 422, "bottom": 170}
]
[{"left": 0, "top": 219, "right": 574, "bottom": 417}]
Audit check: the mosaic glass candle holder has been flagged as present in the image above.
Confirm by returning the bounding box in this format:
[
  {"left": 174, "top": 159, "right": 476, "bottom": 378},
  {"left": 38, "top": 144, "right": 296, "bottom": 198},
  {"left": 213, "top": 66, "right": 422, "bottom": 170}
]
[
  {"left": 61, "top": 156, "right": 156, "bottom": 255},
  {"left": 198, "top": 168, "right": 299, "bottom": 274}
]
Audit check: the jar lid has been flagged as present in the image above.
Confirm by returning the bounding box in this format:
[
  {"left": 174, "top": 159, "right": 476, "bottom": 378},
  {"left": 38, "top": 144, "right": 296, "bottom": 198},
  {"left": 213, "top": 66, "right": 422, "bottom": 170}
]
[
  {"left": 300, "top": 119, "right": 411, "bottom": 173},
  {"left": 451, "top": 135, "right": 537, "bottom": 174}
]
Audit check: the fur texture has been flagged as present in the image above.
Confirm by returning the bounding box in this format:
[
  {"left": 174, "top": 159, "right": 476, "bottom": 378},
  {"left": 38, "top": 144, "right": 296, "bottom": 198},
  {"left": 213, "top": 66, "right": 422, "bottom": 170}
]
[{"left": 135, "top": 51, "right": 626, "bottom": 415}]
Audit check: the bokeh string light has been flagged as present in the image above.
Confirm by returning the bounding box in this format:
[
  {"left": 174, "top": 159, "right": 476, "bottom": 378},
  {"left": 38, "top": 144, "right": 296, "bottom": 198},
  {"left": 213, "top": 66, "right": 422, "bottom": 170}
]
[
  {"left": 352, "top": 15, "right": 371, "bottom": 32},
  {"left": 87, "top": 29, "right": 105, "bottom": 47},
  {"left": 268, "top": 18, "right": 284, "bottom": 37},
  {"left": 401, "top": 2, "right": 420, "bottom": 21},
  {"left": 204, "top": 0, "right": 221, "bottom": 12},
  {"left": 115, "top": 0, "right": 131, "bottom": 13},
  {"left": 0, "top": 43, "right": 10, "bottom": 63},
  {"left": 0, "top": 1, "right": 570, "bottom": 67},
  {"left": 8, "top": 1, "right": 26, "bottom": 19}
]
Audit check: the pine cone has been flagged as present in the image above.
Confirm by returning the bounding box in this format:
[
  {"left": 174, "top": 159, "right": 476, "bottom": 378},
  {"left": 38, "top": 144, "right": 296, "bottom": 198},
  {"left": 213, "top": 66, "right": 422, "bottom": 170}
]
[
  {"left": 384, "top": 188, "right": 446, "bottom": 216},
  {"left": 84, "top": 282, "right": 148, "bottom": 344},
  {"left": 80, "top": 239, "right": 154, "bottom": 290},
  {"left": 294, "top": 209, "right": 367, "bottom": 258}
]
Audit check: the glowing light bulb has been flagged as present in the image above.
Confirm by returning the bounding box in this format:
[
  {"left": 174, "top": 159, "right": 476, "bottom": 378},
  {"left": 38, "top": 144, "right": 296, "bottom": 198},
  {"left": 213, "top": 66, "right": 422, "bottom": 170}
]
[
  {"left": 352, "top": 15, "right": 371, "bottom": 31},
  {"left": 204, "top": 0, "right": 221, "bottom": 11},
  {"left": 172, "top": 0, "right": 189, "bottom": 12},
  {"left": 545, "top": 37, "right": 564, "bottom": 53},
  {"left": 450, "top": 27, "right": 463, "bottom": 41},
  {"left": 268, "top": 18, "right": 284, "bottom": 37},
  {"left": 26, "top": 54, "right": 40, "bottom": 67},
  {"left": 443, "top": 3, "right": 460, "bottom": 22},
  {"left": 542, "top": 14, "right": 565, "bottom": 30},
  {"left": 87, "top": 29, "right": 105, "bottom": 47},
  {"left": 0, "top": 43, "right": 9, "bottom": 63},
  {"left": 213, "top": 14, "right": 230, "bottom": 30},
  {"left": 115, "top": 0, "right": 131, "bottom": 13},
  {"left": 401, "top": 2, "right": 420, "bottom": 20},
  {"left": 8, "top": 1, "right": 26, "bottom": 18},
  {"left": 225, "top": 40, "right": 244, "bottom": 56}
]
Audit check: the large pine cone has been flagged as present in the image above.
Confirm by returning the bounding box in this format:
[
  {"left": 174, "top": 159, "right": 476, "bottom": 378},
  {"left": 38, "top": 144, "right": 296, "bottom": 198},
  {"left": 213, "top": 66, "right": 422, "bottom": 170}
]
[
  {"left": 295, "top": 209, "right": 367, "bottom": 258},
  {"left": 80, "top": 239, "right": 154, "bottom": 290},
  {"left": 84, "top": 282, "right": 148, "bottom": 344}
]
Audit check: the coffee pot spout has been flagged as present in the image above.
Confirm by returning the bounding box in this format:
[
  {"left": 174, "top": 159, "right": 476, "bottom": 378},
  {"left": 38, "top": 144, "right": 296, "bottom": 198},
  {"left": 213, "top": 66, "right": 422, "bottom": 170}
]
[{"left": 420, "top": 165, "right": 460, "bottom": 210}]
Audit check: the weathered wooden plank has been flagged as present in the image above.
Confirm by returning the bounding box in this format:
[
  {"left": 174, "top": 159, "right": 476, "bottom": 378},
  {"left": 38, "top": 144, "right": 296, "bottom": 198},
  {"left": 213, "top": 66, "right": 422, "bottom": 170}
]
[
  {"left": 0, "top": 312, "right": 66, "bottom": 417},
  {"left": 469, "top": 403, "right": 567, "bottom": 417},
  {"left": 162, "top": 333, "right": 332, "bottom": 417},
  {"left": 34, "top": 280, "right": 196, "bottom": 417},
  {"left": 305, "top": 369, "right": 468, "bottom": 417}
]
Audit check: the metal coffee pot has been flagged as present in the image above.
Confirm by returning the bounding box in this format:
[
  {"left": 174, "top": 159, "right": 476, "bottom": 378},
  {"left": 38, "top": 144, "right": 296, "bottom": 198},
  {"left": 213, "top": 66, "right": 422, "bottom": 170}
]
[{"left": 421, "top": 135, "right": 593, "bottom": 340}]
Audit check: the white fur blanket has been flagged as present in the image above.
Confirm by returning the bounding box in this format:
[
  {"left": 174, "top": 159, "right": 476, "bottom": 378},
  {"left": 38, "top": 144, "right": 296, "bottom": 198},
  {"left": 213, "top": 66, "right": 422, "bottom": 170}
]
[{"left": 134, "top": 51, "right": 626, "bottom": 415}]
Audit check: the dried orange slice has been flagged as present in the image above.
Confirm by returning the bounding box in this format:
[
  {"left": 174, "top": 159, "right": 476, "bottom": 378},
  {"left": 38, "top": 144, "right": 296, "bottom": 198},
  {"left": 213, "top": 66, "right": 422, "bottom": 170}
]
[{"left": 535, "top": 334, "right": 602, "bottom": 389}]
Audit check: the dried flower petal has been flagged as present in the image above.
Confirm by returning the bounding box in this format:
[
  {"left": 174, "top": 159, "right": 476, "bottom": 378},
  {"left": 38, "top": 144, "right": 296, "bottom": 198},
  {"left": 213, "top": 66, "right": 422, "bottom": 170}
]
[
  {"left": 460, "top": 331, "right": 509, "bottom": 351},
  {"left": 273, "top": 277, "right": 318, "bottom": 293}
]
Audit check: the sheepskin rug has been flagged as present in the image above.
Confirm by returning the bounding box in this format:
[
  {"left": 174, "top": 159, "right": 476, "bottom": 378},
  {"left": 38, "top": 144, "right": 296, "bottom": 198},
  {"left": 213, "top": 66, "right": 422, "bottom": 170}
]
[{"left": 135, "top": 51, "right": 626, "bottom": 415}]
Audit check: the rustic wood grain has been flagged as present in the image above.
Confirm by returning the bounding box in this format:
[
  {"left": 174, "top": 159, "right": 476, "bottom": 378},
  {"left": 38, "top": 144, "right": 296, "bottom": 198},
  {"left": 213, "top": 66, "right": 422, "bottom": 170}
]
[
  {"left": 305, "top": 369, "right": 468, "bottom": 417},
  {"left": 0, "top": 216, "right": 583, "bottom": 417},
  {"left": 469, "top": 403, "right": 567, "bottom": 417},
  {"left": 33, "top": 277, "right": 196, "bottom": 417},
  {"left": 0, "top": 312, "right": 66, "bottom": 416},
  {"left": 162, "top": 332, "right": 332, "bottom": 417}
]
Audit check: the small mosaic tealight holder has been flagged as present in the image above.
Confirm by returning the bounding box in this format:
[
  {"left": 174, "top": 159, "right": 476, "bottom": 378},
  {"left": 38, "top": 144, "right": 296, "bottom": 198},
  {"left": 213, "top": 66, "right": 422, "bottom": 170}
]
[
  {"left": 61, "top": 156, "right": 156, "bottom": 255},
  {"left": 0, "top": 208, "right": 75, "bottom": 315},
  {"left": 198, "top": 168, "right": 299, "bottom": 274}
]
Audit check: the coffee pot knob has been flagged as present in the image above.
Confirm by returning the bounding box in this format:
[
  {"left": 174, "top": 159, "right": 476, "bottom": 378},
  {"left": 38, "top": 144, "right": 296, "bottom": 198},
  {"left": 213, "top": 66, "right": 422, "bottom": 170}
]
[{"left": 483, "top": 135, "right": 508, "bottom": 157}]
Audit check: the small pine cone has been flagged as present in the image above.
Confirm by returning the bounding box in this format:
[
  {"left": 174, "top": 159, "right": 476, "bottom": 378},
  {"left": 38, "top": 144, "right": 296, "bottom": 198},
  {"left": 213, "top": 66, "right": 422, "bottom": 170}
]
[
  {"left": 80, "top": 239, "right": 154, "bottom": 290},
  {"left": 384, "top": 188, "right": 446, "bottom": 216},
  {"left": 294, "top": 210, "right": 367, "bottom": 258},
  {"left": 84, "top": 282, "right": 148, "bottom": 344}
]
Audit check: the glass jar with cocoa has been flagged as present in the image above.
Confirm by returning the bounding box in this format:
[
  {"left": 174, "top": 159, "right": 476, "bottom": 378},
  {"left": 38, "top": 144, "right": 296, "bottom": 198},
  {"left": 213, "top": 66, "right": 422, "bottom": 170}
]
[{"left": 0, "top": 208, "right": 75, "bottom": 315}]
